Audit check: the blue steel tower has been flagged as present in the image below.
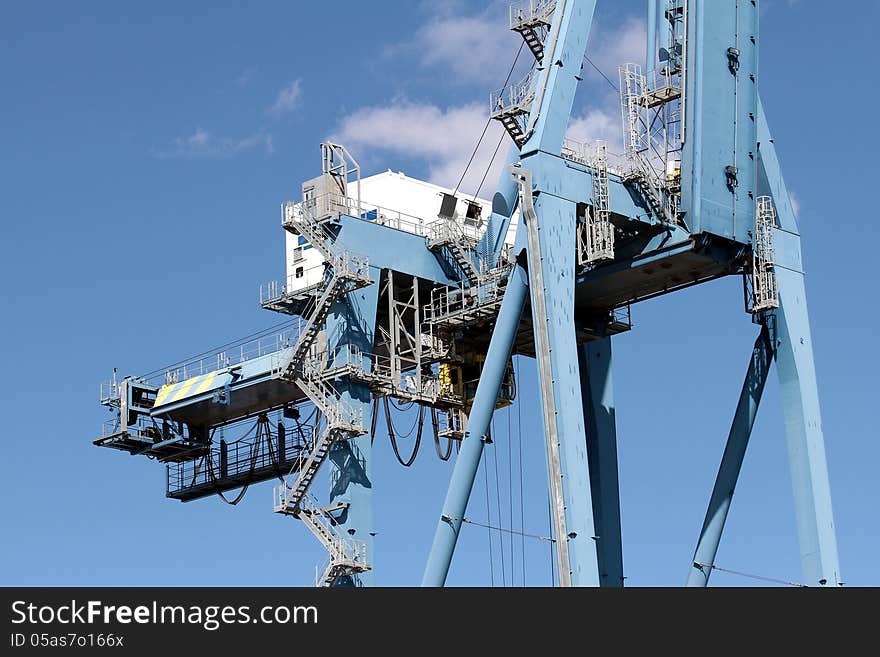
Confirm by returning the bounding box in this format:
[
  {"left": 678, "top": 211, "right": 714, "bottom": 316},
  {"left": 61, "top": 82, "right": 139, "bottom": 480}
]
[{"left": 94, "top": 0, "right": 841, "bottom": 588}]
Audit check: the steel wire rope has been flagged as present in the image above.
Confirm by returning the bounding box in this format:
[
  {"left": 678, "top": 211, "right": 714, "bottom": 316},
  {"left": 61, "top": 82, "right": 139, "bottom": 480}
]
[
  {"left": 548, "top": 499, "right": 556, "bottom": 586},
  {"left": 507, "top": 398, "right": 515, "bottom": 585},
  {"left": 446, "top": 516, "right": 555, "bottom": 543},
  {"left": 453, "top": 41, "right": 525, "bottom": 196},
  {"left": 583, "top": 54, "right": 619, "bottom": 92},
  {"left": 515, "top": 359, "right": 526, "bottom": 586},
  {"left": 693, "top": 562, "right": 806, "bottom": 588},
  {"left": 141, "top": 318, "right": 301, "bottom": 380},
  {"left": 491, "top": 415, "right": 506, "bottom": 586},
  {"left": 473, "top": 131, "right": 507, "bottom": 202},
  {"left": 483, "top": 453, "right": 495, "bottom": 587}
]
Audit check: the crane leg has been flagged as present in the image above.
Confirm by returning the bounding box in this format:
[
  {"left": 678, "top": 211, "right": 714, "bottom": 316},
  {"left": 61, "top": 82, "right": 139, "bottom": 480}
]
[
  {"left": 421, "top": 261, "right": 529, "bottom": 586},
  {"left": 579, "top": 337, "right": 623, "bottom": 587},
  {"left": 525, "top": 191, "right": 599, "bottom": 587},
  {"left": 773, "top": 267, "right": 842, "bottom": 586},
  {"left": 686, "top": 326, "right": 773, "bottom": 587},
  {"left": 757, "top": 105, "right": 842, "bottom": 586}
]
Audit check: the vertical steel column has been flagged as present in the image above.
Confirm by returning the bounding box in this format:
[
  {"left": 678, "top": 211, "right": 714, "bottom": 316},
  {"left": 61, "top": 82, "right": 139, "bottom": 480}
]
[
  {"left": 525, "top": 188, "right": 599, "bottom": 587},
  {"left": 326, "top": 274, "right": 380, "bottom": 587},
  {"left": 686, "top": 327, "right": 773, "bottom": 587},
  {"left": 421, "top": 261, "right": 529, "bottom": 586},
  {"left": 773, "top": 267, "right": 842, "bottom": 586},
  {"left": 578, "top": 337, "right": 624, "bottom": 587}
]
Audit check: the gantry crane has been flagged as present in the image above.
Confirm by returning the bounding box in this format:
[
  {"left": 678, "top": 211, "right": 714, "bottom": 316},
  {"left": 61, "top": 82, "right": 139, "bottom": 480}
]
[{"left": 94, "top": 0, "right": 842, "bottom": 588}]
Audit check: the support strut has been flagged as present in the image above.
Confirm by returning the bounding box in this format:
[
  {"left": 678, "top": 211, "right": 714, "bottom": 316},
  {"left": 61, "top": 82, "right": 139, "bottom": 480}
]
[
  {"left": 686, "top": 325, "right": 774, "bottom": 587},
  {"left": 421, "top": 261, "right": 529, "bottom": 586}
]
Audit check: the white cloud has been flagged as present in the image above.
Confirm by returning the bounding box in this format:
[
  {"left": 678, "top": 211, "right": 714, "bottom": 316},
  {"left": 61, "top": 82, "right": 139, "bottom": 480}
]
[
  {"left": 415, "top": 12, "right": 520, "bottom": 85},
  {"left": 584, "top": 17, "right": 646, "bottom": 84},
  {"left": 326, "top": 10, "right": 648, "bottom": 194},
  {"left": 154, "top": 127, "right": 274, "bottom": 158},
  {"left": 331, "top": 101, "right": 508, "bottom": 196},
  {"left": 789, "top": 191, "right": 801, "bottom": 218},
  {"left": 566, "top": 108, "right": 622, "bottom": 153},
  {"left": 268, "top": 79, "right": 303, "bottom": 115}
]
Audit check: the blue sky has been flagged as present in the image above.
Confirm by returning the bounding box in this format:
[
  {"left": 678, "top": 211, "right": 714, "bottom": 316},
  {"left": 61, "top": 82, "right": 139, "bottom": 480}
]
[{"left": 1, "top": 0, "right": 878, "bottom": 587}]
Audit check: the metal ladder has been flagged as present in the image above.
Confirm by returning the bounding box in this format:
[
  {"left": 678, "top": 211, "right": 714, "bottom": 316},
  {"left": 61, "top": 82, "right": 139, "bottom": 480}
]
[
  {"left": 509, "top": 1, "right": 557, "bottom": 62},
  {"left": 750, "top": 195, "right": 780, "bottom": 312},
  {"left": 578, "top": 141, "right": 615, "bottom": 264}
]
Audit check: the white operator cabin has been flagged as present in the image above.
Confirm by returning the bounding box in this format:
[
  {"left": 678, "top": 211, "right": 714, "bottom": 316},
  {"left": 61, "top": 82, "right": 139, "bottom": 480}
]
[{"left": 283, "top": 170, "right": 519, "bottom": 292}]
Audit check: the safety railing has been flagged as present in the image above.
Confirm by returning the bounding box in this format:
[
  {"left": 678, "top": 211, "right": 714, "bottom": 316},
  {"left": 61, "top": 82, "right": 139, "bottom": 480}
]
[
  {"left": 98, "top": 414, "right": 162, "bottom": 441},
  {"left": 260, "top": 267, "right": 327, "bottom": 307},
  {"left": 167, "top": 426, "right": 313, "bottom": 498},
  {"left": 562, "top": 138, "right": 632, "bottom": 177},
  {"left": 426, "top": 216, "right": 482, "bottom": 246},
  {"left": 509, "top": 0, "right": 556, "bottom": 29},
  {"left": 300, "top": 344, "right": 369, "bottom": 382},
  {"left": 490, "top": 68, "right": 537, "bottom": 117},
  {"left": 99, "top": 380, "right": 121, "bottom": 406},
  {"left": 162, "top": 328, "right": 301, "bottom": 386},
  {"left": 610, "top": 305, "right": 632, "bottom": 330},
  {"left": 423, "top": 266, "right": 511, "bottom": 326},
  {"left": 283, "top": 194, "right": 434, "bottom": 240}
]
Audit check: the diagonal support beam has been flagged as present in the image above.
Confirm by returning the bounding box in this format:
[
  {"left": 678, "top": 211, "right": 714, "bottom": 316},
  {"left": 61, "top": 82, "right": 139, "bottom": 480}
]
[
  {"left": 421, "top": 261, "right": 529, "bottom": 586},
  {"left": 758, "top": 98, "right": 842, "bottom": 586},
  {"left": 686, "top": 325, "right": 774, "bottom": 587},
  {"left": 773, "top": 267, "right": 842, "bottom": 587}
]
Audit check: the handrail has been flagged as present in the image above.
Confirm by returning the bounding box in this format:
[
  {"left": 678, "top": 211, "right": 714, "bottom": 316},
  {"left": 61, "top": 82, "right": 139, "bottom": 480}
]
[{"left": 162, "top": 328, "right": 300, "bottom": 386}]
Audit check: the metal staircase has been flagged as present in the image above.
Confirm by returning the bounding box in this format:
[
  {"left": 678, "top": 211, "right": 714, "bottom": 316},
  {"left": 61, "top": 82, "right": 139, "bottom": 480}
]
[
  {"left": 274, "top": 492, "right": 370, "bottom": 587},
  {"left": 427, "top": 220, "right": 481, "bottom": 284},
  {"left": 490, "top": 69, "right": 537, "bottom": 147},
  {"left": 509, "top": 0, "right": 557, "bottom": 62},
  {"left": 277, "top": 253, "right": 372, "bottom": 381},
  {"left": 578, "top": 141, "right": 615, "bottom": 264},
  {"left": 625, "top": 169, "right": 670, "bottom": 223},
  {"left": 619, "top": 62, "right": 682, "bottom": 225},
  {"left": 282, "top": 199, "right": 335, "bottom": 261},
  {"left": 274, "top": 186, "right": 375, "bottom": 584}
]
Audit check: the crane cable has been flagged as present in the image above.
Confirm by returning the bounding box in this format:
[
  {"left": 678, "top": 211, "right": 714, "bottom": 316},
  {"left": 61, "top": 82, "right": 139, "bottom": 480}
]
[
  {"left": 693, "top": 562, "right": 806, "bottom": 588},
  {"left": 515, "top": 358, "right": 526, "bottom": 586},
  {"left": 205, "top": 416, "right": 265, "bottom": 505},
  {"left": 384, "top": 397, "right": 424, "bottom": 467},
  {"left": 431, "top": 407, "right": 454, "bottom": 461},
  {"left": 491, "top": 415, "right": 507, "bottom": 586},
  {"left": 141, "top": 318, "right": 300, "bottom": 381},
  {"left": 483, "top": 452, "right": 495, "bottom": 586},
  {"left": 453, "top": 40, "right": 526, "bottom": 196},
  {"left": 370, "top": 397, "right": 380, "bottom": 445}
]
